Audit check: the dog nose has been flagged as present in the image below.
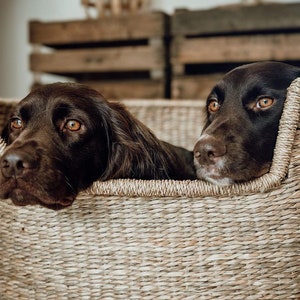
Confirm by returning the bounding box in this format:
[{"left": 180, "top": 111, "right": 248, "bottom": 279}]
[
  {"left": 194, "top": 136, "right": 226, "bottom": 162},
  {"left": 1, "top": 152, "right": 33, "bottom": 178}
]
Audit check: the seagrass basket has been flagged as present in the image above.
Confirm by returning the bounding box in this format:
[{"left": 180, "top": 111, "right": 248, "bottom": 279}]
[{"left": 0, "top": 78, "right": 299, "bottom": 300}]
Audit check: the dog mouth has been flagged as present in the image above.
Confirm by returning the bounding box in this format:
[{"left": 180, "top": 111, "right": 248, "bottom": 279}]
[
  {"left": 194, "top": 159, "right": 234, "bottom": 186},
  {"left": 0, "top": 178, "right": 76, "bottom": 209},
  {"left": 194, "top": 157, "right": 271, "bottom": 186}
]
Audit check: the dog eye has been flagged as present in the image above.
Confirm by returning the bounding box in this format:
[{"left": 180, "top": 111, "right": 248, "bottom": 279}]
[
  {"left": 208, "top": 99, "right": 221, "bottom": 113},
  {"left": 256, "top": 97, "right": 274, "bottom": 109},
  {"left": 65, "top": 120, "right": 81, "bottom": 131},
  {"left": 10, "top": 118, "right": 23, "bottom": 130}
]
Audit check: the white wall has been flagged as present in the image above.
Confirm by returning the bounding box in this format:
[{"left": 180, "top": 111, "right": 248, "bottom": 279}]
[
  {"left": 0, "top": 0, "right": 298, "bottom": 98},
  {"left": 0, "top": 0, "right": 85, "bottom": 98}
]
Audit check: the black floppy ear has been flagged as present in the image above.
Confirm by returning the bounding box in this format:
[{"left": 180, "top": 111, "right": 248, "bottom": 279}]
[{"left": 1, "top": 123, "right": 9, "bottom": 143}]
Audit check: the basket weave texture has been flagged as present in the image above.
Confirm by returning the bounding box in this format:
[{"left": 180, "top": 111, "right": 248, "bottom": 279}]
[{"left": 0, "top": 78, "right": 299, "bottom": 299}]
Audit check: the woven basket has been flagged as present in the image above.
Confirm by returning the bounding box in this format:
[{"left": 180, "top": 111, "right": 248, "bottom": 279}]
[{"left": 0, "top": 78, "right": 299, "bottom": 299}]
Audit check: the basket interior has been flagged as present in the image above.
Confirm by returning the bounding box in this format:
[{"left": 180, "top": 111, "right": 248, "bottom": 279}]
[{"left": 0, "top": 80, "right": 299, "bottom": 299}]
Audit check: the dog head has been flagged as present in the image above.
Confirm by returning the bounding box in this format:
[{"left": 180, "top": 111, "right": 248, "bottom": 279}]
[
  {"left": 0, "top": 82, "right": 195, "bottom": 209},
  {"left": 193, "top": 61, "right": 300, "bottom": 185},
  {"left": 0, "top": 83, "right": 115, "bottom": 208}
]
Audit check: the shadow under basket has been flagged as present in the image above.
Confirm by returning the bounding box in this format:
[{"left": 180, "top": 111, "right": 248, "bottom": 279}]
[{"left": 0, "top": 78, "right": 299, "bottom": 299}]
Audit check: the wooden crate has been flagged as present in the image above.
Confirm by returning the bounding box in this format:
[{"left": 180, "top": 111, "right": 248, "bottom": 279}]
[
  {"left": 29, "top": 12, "right": 169, "bottom": 99},
  {"left": 171, "top": 3, "right": 300, "bottom": 99}
]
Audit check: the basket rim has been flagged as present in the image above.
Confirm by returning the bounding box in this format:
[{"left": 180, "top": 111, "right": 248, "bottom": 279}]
[{"left": 0, "top": 78, "right": 299, "bottom": 198}]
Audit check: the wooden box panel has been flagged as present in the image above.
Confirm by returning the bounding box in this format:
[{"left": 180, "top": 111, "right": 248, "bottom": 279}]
[
  {"left": 170, "top": 3, "right": 300, "bottom": 99},
  {"left": 29, "top": 12, "right": 170, "bottom": 98},
  {"left": 78, "top": 79, "right": 166, "bottom": 99},
  {"left": 30, "top": 12, "right": 168, "bottom": 46},
  {"left": 30, "top": 44, "right": 166, "bottom": 78},
  {"left": 172, "top": 74, "right": 223, "bottom": 100},
  {"left": 171, "top": 3, "right": 300, "bottom": 36},
  {"left": 172, "top": 33, "right": 300, "bottom": 74}
]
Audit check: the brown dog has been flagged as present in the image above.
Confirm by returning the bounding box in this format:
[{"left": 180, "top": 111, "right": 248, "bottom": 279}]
[
  {"left": 0, "top": 83, "right": 195, "bottom": 209},
  {"left": 193, "top": 61, "right": 300, "bottom": 185}
]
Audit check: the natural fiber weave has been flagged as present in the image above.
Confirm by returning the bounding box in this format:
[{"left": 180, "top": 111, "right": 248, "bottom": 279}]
[{"left": 0, "top": 78, "right": 299, "bottom": 299}]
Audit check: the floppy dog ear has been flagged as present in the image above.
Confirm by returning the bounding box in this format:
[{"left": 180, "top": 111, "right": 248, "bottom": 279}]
[
  {"left": 99, "top": 101, "right": 153, "bottom": 179},
  {"left": 1, "top": 123, "right": 9, "bottom": 143},
  {"left": 98, "top": 100, "right": 176, "bottom": 180}
]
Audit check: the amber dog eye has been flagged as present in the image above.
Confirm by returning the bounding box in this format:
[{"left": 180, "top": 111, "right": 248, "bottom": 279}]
[
  {"left": 208, "top": 99, "right": 221, "bottom": 113},
  {"left": 256, "top": 97, "right": 274, "bottom": 109},
  {"left": 65, "top": 120, "right": 81, "bottom": 131},
  {"left": 10, "top": 118, "right": 23, "bottom": 130}
]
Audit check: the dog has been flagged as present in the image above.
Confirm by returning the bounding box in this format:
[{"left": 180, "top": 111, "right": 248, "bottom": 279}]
[
  {"left": 193, "top": 61, "right": 300, "bottom": 186},
  {"left": 0, "top": 83, "right": 196, "bottom": 209}
]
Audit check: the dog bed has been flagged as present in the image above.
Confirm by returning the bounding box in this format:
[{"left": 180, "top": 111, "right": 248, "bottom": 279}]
[{"left": 0, "top": 78, "right": 299, "bottom": 299}]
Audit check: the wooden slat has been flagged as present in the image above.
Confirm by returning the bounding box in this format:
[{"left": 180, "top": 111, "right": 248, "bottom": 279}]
[
  {"left": 29, "top": 12, "right": 168, "bottom": 45},
  {"left": 79, "top": 79, "right": 165, "bottom": 99},
  {"left": 172, "top": 74, "right": 223, "bottom": 99},
  {"left": 172, "top": 3, "right": 300, "bottom": 36},
  {"left": 30, "top": 45, "right": 165, "bottom": 74},
  {"left": 172, "top": 33, "right": 300, "bottom": 65}
]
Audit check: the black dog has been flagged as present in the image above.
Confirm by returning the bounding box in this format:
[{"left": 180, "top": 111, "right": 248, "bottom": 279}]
[
  {"left": 0, "top": 83, "right": 195, "bottom": 209},
  {"left": 193, "top": 61, "right": 300, "bottom": 185}
]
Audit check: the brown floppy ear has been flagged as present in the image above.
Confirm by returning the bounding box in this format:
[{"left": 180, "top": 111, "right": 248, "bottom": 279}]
[
  {"left": 99, "top": 101, "right": 149, "bottom": 179},
  {"left": 1, "top": 123, "right": 10, "bottom": 143},
  {"left": 99, "top": 101, "right": 176, "bottom": 180}
]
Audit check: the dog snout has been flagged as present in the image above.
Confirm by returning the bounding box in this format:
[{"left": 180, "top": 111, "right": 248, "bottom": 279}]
[
  {"left": 194, "top": 135, "right": 226, "bottom": 163},
  {"left": 1, "top": 150, "right": 37, "bottom": 178}
]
